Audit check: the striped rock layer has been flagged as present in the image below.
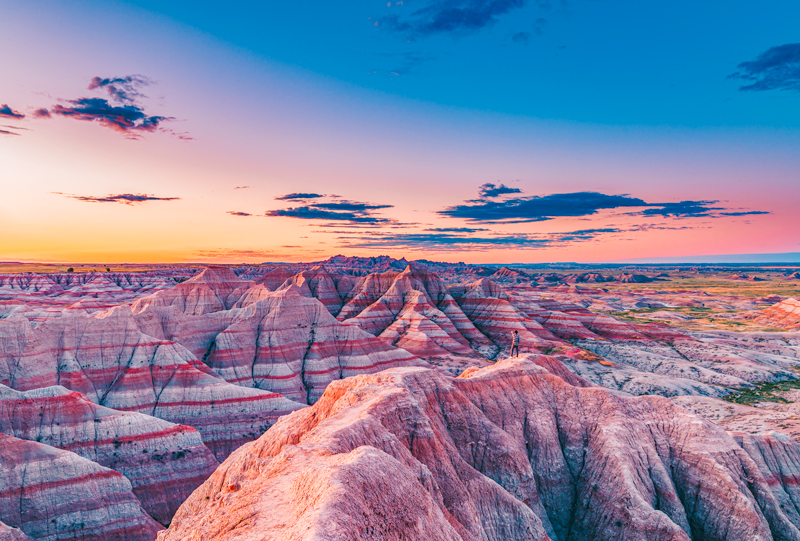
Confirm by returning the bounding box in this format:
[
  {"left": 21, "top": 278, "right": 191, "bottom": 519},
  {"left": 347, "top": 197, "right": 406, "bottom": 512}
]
[
  {"left": 0, "top": 384, "right": 218, "bottom": 525},
  {"left": 0, "top": 433, "right": 161, "bottom": 541},
  {"left": 160, "top": 356, "right": 800, "bottom": 541},
  {"left": 753, "top": 298, "right": 800, "bottom": 330},
  {"left": 0, "top": 309, "right": 303, "bottom": 460}
]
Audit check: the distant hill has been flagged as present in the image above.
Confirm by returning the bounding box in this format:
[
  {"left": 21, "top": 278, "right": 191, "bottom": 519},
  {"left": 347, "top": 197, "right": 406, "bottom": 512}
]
[{"left": 615, "top": 252, "right": 800, "bottom": 264}]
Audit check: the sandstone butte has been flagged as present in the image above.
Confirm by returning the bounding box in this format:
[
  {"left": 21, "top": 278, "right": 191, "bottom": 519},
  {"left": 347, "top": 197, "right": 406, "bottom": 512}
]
[
  {"left": 0, "top": 384, "right": 218, "bottom": 525},
  {"left": 0, "top": 433, "right": 162, "bottom": 541},
  {"left": 159, "top": 355, "right": 800, "bottom": 541}
]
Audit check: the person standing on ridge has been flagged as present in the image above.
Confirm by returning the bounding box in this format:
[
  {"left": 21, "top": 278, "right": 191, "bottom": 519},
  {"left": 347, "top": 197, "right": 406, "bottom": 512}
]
[{"left": 511, "top": 330, "right": 520, "bottom": 358}]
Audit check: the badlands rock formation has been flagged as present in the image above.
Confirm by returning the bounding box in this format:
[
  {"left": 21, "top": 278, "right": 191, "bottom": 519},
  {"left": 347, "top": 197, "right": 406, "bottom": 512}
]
[
  {"left": 0, "top": 433, "right": 162, "bottom": 541},
  {"left": 160, "top": 356, "right": 800, "bottom": 541},
  {"left": 0, "top": 384, "right": 218, "bottom": 525},
  {"left": 0, "top": 521, "right": 32, "bottom": 541},
  {"left": 753, "top": 298, "right": 800, "bottom": 330},
  {"left": 0, "top": 308, "right": 303, "bottom": 459}
]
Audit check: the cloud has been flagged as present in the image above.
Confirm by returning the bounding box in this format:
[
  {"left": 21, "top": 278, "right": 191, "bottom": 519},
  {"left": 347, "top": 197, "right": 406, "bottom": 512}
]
[
  {"left": 338, "top": 226, "right": 620, "bottom": 251},
  {"left": 59, "top": 192, "right": 180, "bottom": 205},
  {"left": 442, "top": 186, "right": 770, "bottom": 223},
  {"left": 88, "top": 75, "right": 152, "bottom": 103},
  {"left": 532, "top": 17, "right": 547, "bottom": 35},
  {"left": 267, "top": 195, "right": 395, "bottom": 225},
  {"left": 227, "top": 211, "right": 252, "bottom": 216},
  {"left": 31, "top": 75, "right": 182, "bottom": 138},
  {"left": 275, "top": 192, "right": 325, "bottom": 200},
  {"left": 477, "top": 182, "right": 522, "bottom": 198},
  {"left": 441, "top": 190, "right": 648, "bottom": 223},
  {"left": 0, "top": 104, "right": 24, "bottom": 119},
  {"left": 371, "top": 52, "right": 435, "bottom": 76},
  {"left": 511, "top": 31, "right": 531, "bottom": 44},
  {"left": 266, "top": 206, "right": 391, "bottom": 224},
  {"left": 0, "top": 129, "right": 21, "bottom": 136},
  {"left": 383, "top": 0, "right": 527, "bottom": 37},
  {"left": 719, "top": 210, "right": 771, "bottom": 217},
  {"left": 234, "top": 186, "right": 250, "bottom": 190},
  {"left": 425, "top": 227, "right": 489, "bottom": 232},
  {"left": 729, "top": 43, "right": 800, "bottom": 92},
  {"left": 50, "top": 98, "right": 171, "bottom": 137}
]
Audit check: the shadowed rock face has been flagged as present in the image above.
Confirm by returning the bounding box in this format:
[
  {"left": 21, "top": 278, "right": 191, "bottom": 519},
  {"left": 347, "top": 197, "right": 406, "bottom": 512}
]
[
  {"left": 0, "top": 384, "right": 218, "bottom": 525},
  {"left": 159, "top": 356, "right": 800, "bottom": 541},
  {"left": 0, "top": 434, "right": 162, "bottom": 541},
  {"left": 0, "top": 521, "right": 32, "bottom": 541}
]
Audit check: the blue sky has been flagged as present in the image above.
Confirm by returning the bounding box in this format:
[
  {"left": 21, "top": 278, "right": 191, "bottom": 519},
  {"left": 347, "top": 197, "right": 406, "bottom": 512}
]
[{"left": 121, "top": 0, "right": 800, "bottom": 127}]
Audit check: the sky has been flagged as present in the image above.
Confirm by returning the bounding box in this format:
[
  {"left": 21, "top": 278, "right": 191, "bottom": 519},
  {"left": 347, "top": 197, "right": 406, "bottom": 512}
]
[{"left": 1, "top": 0, "right": 799, "bottom": 264}]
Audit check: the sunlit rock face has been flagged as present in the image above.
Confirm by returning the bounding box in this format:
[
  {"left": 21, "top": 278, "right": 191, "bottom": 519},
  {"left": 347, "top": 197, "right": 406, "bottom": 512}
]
[
  {"left": 753, "top": 298, "right": 800, "bottom": 330},
  {"left": 159, "top": 356, "right": 800, "bottom": 541},
  {"left": 0, "top": 308, "right": 303, "bottom": 461},
  {"left": 0, "top": 433, "right": 162, "bottom": 541},
  {"left": 0, "top": 384, "right": 218, "bottom": 525}
]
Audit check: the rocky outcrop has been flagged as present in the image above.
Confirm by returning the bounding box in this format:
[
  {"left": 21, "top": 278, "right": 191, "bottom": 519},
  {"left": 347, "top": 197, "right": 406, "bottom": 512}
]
[
  {"left": 753, "top": 298, "right": 800, "bottom": 330},
  {"left": 0, "top": 433, "right": 162, "bottom": 541},
  {"left": 160, "top": 356, "right": 800, "bottom": 541},
  {"left": 0, "top": 310, "right": 304, "bottom": 460},
  {"left": 0, "top": 521, "right": 32, "bottom": 541},
  {"left": 0, "top": 384, "right": 218, "bottom": 525},
  {"left": 203, "top": 288, "right": 422, "bottom": 403}
]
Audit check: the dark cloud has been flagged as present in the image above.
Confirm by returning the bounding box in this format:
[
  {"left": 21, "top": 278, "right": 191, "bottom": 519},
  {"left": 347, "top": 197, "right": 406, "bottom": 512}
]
[
  {"left": 729, "top": 43, "right": 800, "bottom": 92},
  {"left": 532, "top": 17, "right": 548, "bottom": 35},
  {"left": 266, "top": 206, "right": 390, "bottom": 224},
  {"left": 0, "top": 129, "right": 21, "bottom": 136},
  {"left": 227, "top": 211, "right": 252, "bottom": 216},
  {"left": 511, "top": 31, "right": 531, "bottom": 44},
  {"left": 275, "top": 192, "right": 325, "bottom": 200},
  {"left": 310, "top": 201, "right": 392, "bottom": 212},
  {"left": 637, "top": 200, "right": 722, "bottom": 217},
  {"left": 425, "top": 227, "right": 489, "bottom": 232},
  {"left": 267, "top": 195, "right": 395, "bottom": 225},
  {"left": 719, "top": 210, "right": 771, "bottom": 217},
  {"left": 51, "top": 98, "right": 171, "bottom": 137},
  {"left": 60, "top": 193, "right": 180, "bottom": 205},
  {"left": 443, "top": 186, "right": 770, "bottom": 223},
  {"left": 88, "top": 75, "right": 152, "bottom": 104},
  {"left": 0, "top": 104, "right": 24, "bottom": 119},
  {"left": 477, "top": 182, "right": 522, "bottom": 198},
  {"left": 383, "top": 0, "right": 527, "bottom": 37},
  {"left": 441, "top": 190, "right": 648, "bottom": 223},
  {"left": 338, "top": 226, "right": 619, "bottom": 251},
  {"left": 30, "top": 75, "right": 181, "bottom": 139}
]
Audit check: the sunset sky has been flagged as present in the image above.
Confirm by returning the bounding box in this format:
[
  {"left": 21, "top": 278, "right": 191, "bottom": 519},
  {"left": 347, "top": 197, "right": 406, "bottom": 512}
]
[{"left": 2, "top": 0, "right": 799, "bottom": 264}]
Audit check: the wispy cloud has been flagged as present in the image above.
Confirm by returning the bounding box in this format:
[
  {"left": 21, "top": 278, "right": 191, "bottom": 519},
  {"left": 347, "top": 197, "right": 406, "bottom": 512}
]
[
  {"left": 57, "top": 192, "right": 180, "bottom": 205},
  {"left": 338, "top": 226, "right": 622, "bottom": 251},
  {"left": 267, "top": 194, "right": 394, "bottom": 225},
  {"left": 0, "top": 129, "right": 21, "bottom": 136},
  {"left": 0, "top": 104, "right": 25, "bottom": 119},
  {"left": 383, "top": 0, "right": 527, "bottom": 37},
  {"left": 729, "top": 43, "right": 800, "bottom": 92},
  {"left": 227, "top": 211, "right": 252, "bottom": 216},
  {"left": 234, "top": 186, "right": 250, "bottom": 190},
  {"left": 275, "top": 192, "right": 325, "bottom": 200},
  {"left": 88, "top": 75, "right": 153, "bottom": 104}
]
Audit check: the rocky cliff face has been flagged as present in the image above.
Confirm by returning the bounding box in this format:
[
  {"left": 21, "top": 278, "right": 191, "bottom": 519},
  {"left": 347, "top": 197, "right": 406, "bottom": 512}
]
[
  {"left": 159, "top": 355, "right": 800, "bottom": 541},
  {"left": 0, "top": 384, "right": 218, "bottom": 525},
  {"left": 0, "top": 433, "right": 162, "bottom": 541}
]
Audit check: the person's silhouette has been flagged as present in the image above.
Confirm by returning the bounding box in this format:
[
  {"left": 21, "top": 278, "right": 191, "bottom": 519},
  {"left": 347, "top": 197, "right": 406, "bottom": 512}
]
[{"left": 511, "top": 330, "right": 520, "bottom": 357}]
